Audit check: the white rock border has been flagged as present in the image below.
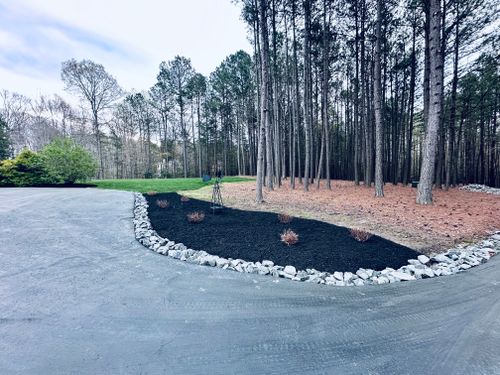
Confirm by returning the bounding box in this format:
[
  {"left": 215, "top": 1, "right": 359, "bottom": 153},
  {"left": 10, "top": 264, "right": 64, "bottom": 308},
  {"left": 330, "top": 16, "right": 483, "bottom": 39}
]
[
  {"left": 134, "top": 193, "right": 500, "bottom": 286},
  {"left": 459, "top": 184, "right": 500, "bottom": 195}
]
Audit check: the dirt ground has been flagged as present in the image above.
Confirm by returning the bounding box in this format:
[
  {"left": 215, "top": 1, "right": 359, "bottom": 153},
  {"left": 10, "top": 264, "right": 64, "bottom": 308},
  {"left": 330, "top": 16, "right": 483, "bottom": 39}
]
[{"left": 186, "top": 179, "right": 500, "bottom": 254}]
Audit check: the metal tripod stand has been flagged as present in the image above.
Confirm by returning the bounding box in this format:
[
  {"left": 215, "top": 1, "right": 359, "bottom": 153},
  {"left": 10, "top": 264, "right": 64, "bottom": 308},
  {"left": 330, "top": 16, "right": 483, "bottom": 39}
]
[{"left": 210, "top": 177, "right": 224, "bottom": 213}]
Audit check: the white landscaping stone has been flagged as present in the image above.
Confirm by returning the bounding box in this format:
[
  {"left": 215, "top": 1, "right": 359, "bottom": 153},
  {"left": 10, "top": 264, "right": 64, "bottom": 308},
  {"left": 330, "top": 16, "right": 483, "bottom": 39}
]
[
  {"left": 281, "top": 271, "right": 295, "bottom": 279},
  {"left": 325, "top": 277, "right": 336, "bottom": 285},
  {"left": 343, "top": 272, "right": 354, "bottom": 282},
  {"left": 356, "top": 270, "right": 369, "bottom": 280},
  {"left": 391, "top": 271, "right": 416, "bottom": 281},
  {"left": 432, "top": 254, "right": 451, "bottom": 263},
  {"left": 230, "top": 259, "right": 242, "bottom": 267},
  {"left": 353, "top": 279, "right": 365, "bottom": 286},
  {"left": 283, "top": 265, "right": 297, "bottom": 276},
  {"left": 418, "top": 255, "right": 430, "bottom": 264},
  {"left": 216, "top": 258, "right": 229, "bottom": 268},
  {"left": 333, "top": 272, "right": 343, "bottom": 281},
  {"left": 412, "top": 269, "right": 424, "bottom": 279},
  {"left": 422, "top": 268, "right": 435, "bottom": 278},
  {"left": 381, "top": 268, "right": 394, "bottom": 275},
  {"left": 459, "top": 184, "right": 500, "bottom": 195},
  {"left": 377, "top": 276, "right": 389, "bottom": 284},
  {"left": 295, "top": 271, "right": 309, "bottom": 281}
]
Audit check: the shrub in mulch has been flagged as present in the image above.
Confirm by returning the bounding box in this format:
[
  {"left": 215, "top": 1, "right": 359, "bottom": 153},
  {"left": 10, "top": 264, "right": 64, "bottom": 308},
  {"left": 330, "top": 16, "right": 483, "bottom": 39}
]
[
  {"left": 146, "top": 191, "right": 158, "bottom": 196},
  {"left": 281, "top": 229, "right": 299, "bottom": 246},
  {"left": 350, "top": 228, "right": 373, "bottom": 242},
  {"left": 278, "top": 213, "right": 293, "bottom": 224},
  {"left": 187, "top": 211, "right": 205, "bottom": 223},
  {"left": 156, "top": 199, "right": 170, "bottom": 209},
  {"left": 180, "top": 195, "right": 190, "bottom": 203}
]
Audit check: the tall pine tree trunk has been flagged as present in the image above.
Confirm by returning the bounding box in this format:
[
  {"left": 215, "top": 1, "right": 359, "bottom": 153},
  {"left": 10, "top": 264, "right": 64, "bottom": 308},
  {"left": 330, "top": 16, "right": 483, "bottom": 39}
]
[
  {"left": 303, "top": 0, "right": 313, "bottom": 191},
  {"left": 316, "top": 126, "right": 325, "bottom": 188},
  {"left": 435, "top": 0, "right": 447, "bottom": 188},
  {"left": 423, "top": 0, "right": 430, "bottom": 132},
  {"left": 256, "top": 0, "right": 270, "bottom": 202},
  {"left": 445, "top": 4, "right": 459, "bottom": 190},
  {"left": 361, "top": 0, "right": 372, "bottom": 187},
  {"left": 197, "top": 97, "right": 202, "bottom": 177},
  {"left": 417, "top": 0, "right": 443, "bottom": 204},
  {"left": 180, "top": 96, "right": 188, "bottom": 178},
  {"left": 271, "top": 0, "right": 281, "bottom": 187},
  {"left": 354, "top": 1, "right": 361, "bottom": 185},
  {"left": 403, "top": 20, "right": 417, "bottom": 185},
  {"left": 374, "top": 0, "right": 384, "bottom": 197},
  {"left": 322, "top": 0, "right": 331, "bottom": 189}
]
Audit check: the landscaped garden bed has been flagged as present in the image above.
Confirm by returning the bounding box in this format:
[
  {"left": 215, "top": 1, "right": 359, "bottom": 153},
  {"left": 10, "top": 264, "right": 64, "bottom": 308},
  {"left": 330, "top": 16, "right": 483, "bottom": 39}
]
[
  {"left": 194, "top": 180, "right": 500, "bottom": 253},
  {"left": 145, "top": 192, "right": 420, "bottom": 273},
  {"left": 135, "top": 192, "right": 500, "bottom": 286}
]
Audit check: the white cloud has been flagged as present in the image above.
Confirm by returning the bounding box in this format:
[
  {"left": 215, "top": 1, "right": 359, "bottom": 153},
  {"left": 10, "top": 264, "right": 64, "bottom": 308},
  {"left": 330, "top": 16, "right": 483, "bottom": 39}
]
[
  {"left": 0, "top": 30, "right": 25, "bottom": 50},
  {"left": 0, "top": 0, "right": 251, "bottom": 100}
]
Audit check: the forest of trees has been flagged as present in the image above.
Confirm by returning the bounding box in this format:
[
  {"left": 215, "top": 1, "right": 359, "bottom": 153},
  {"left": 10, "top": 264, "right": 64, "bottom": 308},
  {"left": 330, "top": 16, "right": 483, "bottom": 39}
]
[{"left": 0, "top": 0, "right": 498, "bottom": 203}]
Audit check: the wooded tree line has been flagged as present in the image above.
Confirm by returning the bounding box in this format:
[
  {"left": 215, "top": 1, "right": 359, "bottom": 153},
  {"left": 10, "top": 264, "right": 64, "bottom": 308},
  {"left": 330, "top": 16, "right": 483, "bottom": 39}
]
[
  {"left": 0, "top": 52, "right": 258, "bottom": 180},
  {"left": 0, "top": 0, "right": 498, "bottom": 203},
  {"left": 246, "top": 0, "right": 499, "bottom": 204}
]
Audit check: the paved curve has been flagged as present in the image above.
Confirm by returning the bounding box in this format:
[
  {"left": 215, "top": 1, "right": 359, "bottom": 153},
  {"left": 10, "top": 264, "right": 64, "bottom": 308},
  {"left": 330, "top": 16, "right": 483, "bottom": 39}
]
[{"left": 0, "top": 188, "right": 499, "bottom": 375}]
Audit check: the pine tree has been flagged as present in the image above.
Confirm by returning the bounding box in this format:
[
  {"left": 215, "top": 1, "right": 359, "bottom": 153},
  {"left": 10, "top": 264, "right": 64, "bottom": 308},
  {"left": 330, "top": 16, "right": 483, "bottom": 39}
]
[
  {"left": 416, "top": 0, "right": 444, "bottom": 204},
  {"left": 374, "top": 0, "right": 384, "bottom": 197},
  {"left": 0, "top": 116, "right": 10, "bottom": 160}
]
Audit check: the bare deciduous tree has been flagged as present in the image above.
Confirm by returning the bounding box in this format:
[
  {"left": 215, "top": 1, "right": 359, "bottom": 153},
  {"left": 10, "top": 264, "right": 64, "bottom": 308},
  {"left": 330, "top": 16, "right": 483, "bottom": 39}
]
[{"left": 61, "top": 59, "right": 122, "bottom": 178}]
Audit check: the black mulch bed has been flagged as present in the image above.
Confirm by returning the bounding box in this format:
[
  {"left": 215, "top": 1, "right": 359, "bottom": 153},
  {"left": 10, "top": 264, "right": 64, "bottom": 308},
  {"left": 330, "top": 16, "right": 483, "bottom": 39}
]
[{"left": 145, "top": 192, "right": 421, "bottom": 273}]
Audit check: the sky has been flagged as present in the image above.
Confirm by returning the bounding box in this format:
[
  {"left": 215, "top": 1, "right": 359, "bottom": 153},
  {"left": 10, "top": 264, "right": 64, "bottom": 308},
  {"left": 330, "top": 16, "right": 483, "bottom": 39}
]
[{"left": 0, "top": 0, "right": 252, "bottom": 100}]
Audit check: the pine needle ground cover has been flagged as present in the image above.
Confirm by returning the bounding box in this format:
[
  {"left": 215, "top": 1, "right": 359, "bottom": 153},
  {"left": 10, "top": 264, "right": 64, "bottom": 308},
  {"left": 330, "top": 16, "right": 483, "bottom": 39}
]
[{"left": 146, "top": 192, "right": 420, "bottom": 273}]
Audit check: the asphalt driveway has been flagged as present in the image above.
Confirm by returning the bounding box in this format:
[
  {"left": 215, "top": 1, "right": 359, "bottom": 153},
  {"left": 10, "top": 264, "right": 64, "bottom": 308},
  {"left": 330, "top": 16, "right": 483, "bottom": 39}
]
[{"left": 0, "top": 188, "right": 499, "bottom": 374}]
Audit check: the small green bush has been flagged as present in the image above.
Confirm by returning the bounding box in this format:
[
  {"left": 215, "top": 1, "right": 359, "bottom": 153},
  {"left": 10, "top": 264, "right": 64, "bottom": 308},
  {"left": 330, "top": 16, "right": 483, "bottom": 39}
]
[
  {"left": 40, "top": 138, "right": 97, "bottom": 184},
  {"left": 0, "top": 148, "right": 50, "bottom": 186},
  {"left": 0, "top": 138, "right": 97, "bottom": 187}
]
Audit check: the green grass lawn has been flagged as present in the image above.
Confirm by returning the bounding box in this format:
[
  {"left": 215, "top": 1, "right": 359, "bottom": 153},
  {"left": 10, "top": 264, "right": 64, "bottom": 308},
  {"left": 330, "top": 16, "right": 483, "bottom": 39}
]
[{"left": 91, "top": 176, "right": 253, "bottom": 193}]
